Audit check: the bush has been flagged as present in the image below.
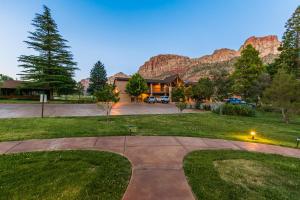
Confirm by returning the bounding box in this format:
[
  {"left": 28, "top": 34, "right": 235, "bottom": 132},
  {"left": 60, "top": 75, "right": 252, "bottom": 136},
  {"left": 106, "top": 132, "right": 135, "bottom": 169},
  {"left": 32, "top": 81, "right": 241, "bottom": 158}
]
[
  {"left": 257, "top": 105, "right": 280, "bottom": 113},
  {"left": 195, "top": 101, "right": 202, "bottom": 109},
  {"left": 213, "top": 103, "right": 255, "bottom": 117},
  {"left": 175, "top": 101, "right": 187, "bottom": 113},
  {"left": 195, "top": 102, "right": 211, "bottom": 111}
]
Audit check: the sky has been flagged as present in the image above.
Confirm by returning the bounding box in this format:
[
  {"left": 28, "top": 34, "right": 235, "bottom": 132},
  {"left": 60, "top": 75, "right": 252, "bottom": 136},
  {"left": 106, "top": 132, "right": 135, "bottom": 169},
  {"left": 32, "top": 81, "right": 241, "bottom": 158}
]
[{"left": 0, "top": 0, "right": 299, "bottom": 81}]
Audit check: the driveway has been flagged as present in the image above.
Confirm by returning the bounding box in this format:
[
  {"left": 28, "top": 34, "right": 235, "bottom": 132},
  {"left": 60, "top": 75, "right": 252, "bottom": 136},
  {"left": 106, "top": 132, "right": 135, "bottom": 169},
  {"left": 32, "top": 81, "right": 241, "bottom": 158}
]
[{"left": 0, "top": 103, "right": 200, "bottom": 118}]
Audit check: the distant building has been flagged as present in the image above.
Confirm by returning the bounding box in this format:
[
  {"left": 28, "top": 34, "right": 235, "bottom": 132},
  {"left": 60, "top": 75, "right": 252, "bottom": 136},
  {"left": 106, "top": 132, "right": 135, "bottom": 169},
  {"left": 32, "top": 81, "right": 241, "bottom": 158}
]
[
  {"left": 80, "top": 78, "right": 90, "bottom": 95},
  {"left": 0, "top": 80, "right": 50, "bottom": 99},
  {"left": 113, "top": 74, "right": 196, "bottom": 103}
]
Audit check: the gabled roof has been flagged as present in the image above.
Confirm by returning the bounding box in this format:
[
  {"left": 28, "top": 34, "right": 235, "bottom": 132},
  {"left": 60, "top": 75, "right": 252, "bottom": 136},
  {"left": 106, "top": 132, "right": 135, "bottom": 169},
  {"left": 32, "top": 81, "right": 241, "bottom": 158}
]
[
  {"left": 114, "top": 74, "right": 182, "bottom": 84},
  {"left": 162, "top": 74, "right": 180, "bottom": 83},
  {"left": 0, "top": 80, "right": 23, "bottom": 89}
]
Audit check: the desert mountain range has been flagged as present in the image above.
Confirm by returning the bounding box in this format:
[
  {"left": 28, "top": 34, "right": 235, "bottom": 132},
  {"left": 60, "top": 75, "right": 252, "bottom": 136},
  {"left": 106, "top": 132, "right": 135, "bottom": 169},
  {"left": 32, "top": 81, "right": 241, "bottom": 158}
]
[{"left": 91, "top": 35, "right": 280, "bottom": 84}]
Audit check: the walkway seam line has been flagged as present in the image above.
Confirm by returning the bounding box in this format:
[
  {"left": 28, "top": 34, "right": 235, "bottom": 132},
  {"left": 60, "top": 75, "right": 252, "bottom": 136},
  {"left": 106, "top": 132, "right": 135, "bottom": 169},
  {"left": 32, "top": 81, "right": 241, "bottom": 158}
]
[
  {"left": 4, "top": 141, "right": 22, "bottom": 154},
  {"left": 93, "top": 137, "right": 99, "bottom": 147},
  {"left": 174, "top": 136, "right": 189, "bottom": 152},
  {"left": 123, "top": 136, "right": 127, "bottom": 155}
]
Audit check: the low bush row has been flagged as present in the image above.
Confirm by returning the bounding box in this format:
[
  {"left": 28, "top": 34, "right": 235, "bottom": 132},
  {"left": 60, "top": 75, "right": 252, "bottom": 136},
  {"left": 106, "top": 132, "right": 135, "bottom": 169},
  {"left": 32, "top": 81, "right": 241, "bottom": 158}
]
[{"left": 212, "top": 103, "right": 255, "bottom": 117}]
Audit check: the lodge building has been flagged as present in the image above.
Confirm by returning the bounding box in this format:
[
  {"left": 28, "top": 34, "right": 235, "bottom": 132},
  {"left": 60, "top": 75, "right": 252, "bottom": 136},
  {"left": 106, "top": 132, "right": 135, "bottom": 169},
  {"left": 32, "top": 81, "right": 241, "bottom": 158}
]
[{"left": 113, "top": 74, "right": 195, "bottom": 103}]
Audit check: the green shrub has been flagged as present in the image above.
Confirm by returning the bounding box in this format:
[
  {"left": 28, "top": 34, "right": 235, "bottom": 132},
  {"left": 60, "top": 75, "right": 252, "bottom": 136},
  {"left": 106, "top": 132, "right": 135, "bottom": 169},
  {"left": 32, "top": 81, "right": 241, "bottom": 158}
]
[
  {"left": 257, "top": 105, "right": 280, "bottom": 113},
  {"left": 213, "top": 103, "right": 255, "bottom": 117},
  {"left": 175, "top": 101, "right": 187, "bottom": 113},
  {"left": 195, "top": 102, "right": 211, "bottom": 110}
]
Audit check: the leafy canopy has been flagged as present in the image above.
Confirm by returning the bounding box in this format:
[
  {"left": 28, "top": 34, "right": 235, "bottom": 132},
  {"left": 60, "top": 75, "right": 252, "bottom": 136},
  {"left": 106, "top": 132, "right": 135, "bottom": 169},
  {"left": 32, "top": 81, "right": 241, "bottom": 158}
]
[
  {"left": 172, "top": 86, "right": 185, "bottom": 102},
  {"left": 125, "top": 73, "right": 148, "bottom": 97},
  {"left": 263, "top": 69, "right": 300, "bottom": 123},
  {"left": 0, "top": 74, "right": 13, "bottom": 82},
  {"left": 192, "top": 78, "right": 214, "bottom": 102}
]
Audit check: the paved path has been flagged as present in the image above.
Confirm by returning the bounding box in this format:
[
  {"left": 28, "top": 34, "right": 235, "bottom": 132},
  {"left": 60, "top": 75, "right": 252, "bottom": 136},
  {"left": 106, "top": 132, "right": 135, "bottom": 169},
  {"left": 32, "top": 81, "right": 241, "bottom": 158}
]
[
  {"left": 1, "top": 136, "right": 299, "bottom": 200},
  {"left": 0, "top": 103, "right": 200, "bottom": 118}
]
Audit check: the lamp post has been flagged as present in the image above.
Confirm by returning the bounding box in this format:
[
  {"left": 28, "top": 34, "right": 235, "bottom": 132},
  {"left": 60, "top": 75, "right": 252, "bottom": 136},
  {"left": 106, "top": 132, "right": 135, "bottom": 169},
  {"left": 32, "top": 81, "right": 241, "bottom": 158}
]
[{"left": 250, "top": 131, "right": 256, "bottom": 140}]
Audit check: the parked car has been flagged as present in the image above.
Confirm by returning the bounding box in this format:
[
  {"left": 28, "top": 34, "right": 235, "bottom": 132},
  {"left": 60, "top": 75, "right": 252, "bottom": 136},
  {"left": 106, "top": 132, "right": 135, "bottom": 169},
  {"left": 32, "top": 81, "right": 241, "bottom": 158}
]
[
  {"left": 225, "top": 98, "right": 246, "bottom": 105},
  {"left": 225, "top": 97, "right": 256, "bottom": 108},
  {"left": 144, "top": 96, "right": 157, "bottom": 103},
  {"left": 160, "top": 96, "right": 170, "bottom": 104}
]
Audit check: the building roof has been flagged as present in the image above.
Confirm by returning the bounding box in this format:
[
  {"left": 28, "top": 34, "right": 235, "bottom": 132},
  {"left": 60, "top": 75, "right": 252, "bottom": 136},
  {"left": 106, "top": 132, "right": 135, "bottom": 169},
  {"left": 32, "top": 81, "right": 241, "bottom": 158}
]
[
  {"left": 0, "top": 80, "right": 50, "bottom": 90},
  {"left": 114, "top": 74, "right": 181, "bottom": 84},
  {"left": 0, "top": 80, "right": 23, "bottom": 89}
]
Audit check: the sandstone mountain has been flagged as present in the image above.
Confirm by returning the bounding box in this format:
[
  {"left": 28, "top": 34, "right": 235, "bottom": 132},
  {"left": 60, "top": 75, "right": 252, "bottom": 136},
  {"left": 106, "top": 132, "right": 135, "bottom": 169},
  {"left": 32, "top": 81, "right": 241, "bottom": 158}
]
[{"left": 138, "top": 35, "right": 281, "bottom": 82}]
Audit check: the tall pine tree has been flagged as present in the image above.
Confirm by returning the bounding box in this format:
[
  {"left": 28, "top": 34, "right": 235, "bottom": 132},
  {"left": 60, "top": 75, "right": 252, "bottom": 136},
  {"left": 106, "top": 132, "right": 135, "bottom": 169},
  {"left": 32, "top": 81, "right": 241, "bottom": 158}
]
[
  {"left": 88, "top": 61, "right": 107, "bottom": 94},
  {"left": 274, "top": 6, "right": 300, "bottom": 79},
  {"left": 231, "top": 44, "right": 264, "bottom": 101},
  {"left": 18, "top": 6, "right": 77, "bottom": 98}
]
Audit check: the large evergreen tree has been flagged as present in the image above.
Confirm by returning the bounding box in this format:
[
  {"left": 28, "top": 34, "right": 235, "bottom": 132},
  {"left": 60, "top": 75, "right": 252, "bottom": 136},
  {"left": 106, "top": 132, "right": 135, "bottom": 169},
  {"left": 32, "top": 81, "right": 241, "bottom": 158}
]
[
  {"left": 18, "top": 6, "right": 77, "bottom": 98},
  {"left": 272, "top": 6, "right": 300, "bottom": 79},
  {"left": 88, "top": 61, "right": 107, "bottom": 94},
  {"left": 231, "top": 44, "right": 264, "bottom": 101}
]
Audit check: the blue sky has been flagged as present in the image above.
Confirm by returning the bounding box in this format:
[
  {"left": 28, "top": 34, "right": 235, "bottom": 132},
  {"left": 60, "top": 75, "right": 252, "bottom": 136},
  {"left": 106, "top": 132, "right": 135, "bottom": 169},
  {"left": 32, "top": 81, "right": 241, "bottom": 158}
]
[{"left": 0, "top": 0, "right": 299, "bottom": 80}]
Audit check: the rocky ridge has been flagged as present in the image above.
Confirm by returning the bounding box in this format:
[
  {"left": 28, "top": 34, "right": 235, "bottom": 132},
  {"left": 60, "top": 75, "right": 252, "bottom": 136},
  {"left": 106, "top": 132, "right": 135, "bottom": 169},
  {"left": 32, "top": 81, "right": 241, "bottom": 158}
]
[{"left": 138, "top": 35, "right": 281, "bottom": 81}]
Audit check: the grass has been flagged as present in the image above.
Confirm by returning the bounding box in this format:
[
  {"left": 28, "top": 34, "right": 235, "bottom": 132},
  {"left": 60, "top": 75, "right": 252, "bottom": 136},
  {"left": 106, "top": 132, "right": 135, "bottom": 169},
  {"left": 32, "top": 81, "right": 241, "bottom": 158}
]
[
  {"left": 184, "top": 150, "right": 300, "bottom": 200},
  {"left": 0, "top": 99, "right": 95, "bottom": 104},
  {"left": 0, "top": 112, "right": 299, "bottom": 147},
  {"left": 0, "top": 151, "right": 131, "bottom": 200}
]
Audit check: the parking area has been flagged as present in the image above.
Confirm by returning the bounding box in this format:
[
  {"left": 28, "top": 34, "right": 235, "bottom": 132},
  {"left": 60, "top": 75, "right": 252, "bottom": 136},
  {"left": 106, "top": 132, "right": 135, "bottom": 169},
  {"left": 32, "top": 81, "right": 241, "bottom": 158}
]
[{"left": 0, "top": 103, "right": 199, "bottom": 118}]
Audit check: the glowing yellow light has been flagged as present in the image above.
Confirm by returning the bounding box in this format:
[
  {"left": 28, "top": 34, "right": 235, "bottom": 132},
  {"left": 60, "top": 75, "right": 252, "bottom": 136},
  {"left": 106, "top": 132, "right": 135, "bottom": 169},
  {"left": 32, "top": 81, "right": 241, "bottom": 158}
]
[{"left": 250, "top": 131, "right": 256, "bottom": 140}]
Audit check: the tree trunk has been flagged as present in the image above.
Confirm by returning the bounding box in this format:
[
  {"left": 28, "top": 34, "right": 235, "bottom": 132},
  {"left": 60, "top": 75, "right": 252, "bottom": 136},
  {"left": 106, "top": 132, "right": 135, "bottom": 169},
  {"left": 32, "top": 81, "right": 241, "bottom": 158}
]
[{"left": 281, "top": 108, "right": 289, "bottom": 124}]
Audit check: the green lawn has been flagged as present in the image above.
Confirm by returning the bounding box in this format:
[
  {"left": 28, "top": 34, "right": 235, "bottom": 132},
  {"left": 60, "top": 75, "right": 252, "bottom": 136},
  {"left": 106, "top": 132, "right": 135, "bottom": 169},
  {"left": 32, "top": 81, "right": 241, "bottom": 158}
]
[
  {"left": 184, "top": 150, "right": 300, "bottom": 200},
  {"left": 0, "top": 112, "right": 299, "bottom": 147},
  {"left": 0, "top": 151, "right": 131, "bottom": 200},
  {"left": 0, "top": 99, "right": 95, "bottom": 104}
]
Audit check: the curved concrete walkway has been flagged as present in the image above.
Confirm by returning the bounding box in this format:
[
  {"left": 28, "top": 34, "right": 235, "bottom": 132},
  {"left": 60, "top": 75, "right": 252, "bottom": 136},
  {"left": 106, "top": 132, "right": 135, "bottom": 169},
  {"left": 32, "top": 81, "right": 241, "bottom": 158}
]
[{"left": 0, "top": 136, "right": 299, "bottom": 200}]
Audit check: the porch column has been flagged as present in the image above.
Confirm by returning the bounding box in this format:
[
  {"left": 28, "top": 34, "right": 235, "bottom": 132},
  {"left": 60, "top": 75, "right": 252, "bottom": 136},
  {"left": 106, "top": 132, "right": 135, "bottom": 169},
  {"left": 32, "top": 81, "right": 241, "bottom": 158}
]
[
  {"left": 169, "top": 85, "right": 172, "bottom": 102},
  {"left": 150, "top": 83, "right": 153, "bottom": 96}
]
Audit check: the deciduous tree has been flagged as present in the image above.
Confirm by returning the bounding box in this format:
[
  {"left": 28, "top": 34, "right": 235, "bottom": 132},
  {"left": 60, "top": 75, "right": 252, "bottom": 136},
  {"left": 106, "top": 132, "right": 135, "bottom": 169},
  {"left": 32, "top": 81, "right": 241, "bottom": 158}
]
[
  {"left": 125, "top": 73, "right": 148, "bottom": 102},
  {"left": 95, "top": 84, "right": 119, "bottom": 122},
  {"left": 192, "top": 78, "right": 214, "bottom": 103},
  {"left": 263, "top": 69, "right": 300, "bottom": 123}
]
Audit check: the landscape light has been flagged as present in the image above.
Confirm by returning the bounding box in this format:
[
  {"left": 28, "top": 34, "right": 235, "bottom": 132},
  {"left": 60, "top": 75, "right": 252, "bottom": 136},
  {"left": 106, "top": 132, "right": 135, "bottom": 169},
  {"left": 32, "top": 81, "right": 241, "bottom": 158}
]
[{"left": 250, "top": 131, "right": 256, "bottom": 140}]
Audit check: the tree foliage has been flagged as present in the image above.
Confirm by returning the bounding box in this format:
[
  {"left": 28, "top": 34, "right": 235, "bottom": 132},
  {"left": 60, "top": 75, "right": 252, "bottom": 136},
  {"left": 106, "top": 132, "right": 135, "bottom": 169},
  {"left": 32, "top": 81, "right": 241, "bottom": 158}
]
[
  {"left": 88, "top": 61, "right": 107, "bottom": 94},
  {"left": 273, "top": 6, "right": 300, "bottom": 79},
  {"left": 171, "top": 86, "right": 185, "bottom": 102},
  {"left": 76, "top": 82, "right": 84, "bottom": 99},
  {"left": 18, "top": 6, "right": 77, "bottom": 98},
  {"left": 210, "top": 69, "right": 232, "bottom": 101},
  {"left": 125, "top": 73, "right": 148, "bottom": 100},
  {"left": 0, "top": 74, "right": 13, "bottom": 82},
  {"left": 192, "top": 78, "right": 214, "bottom": 102},
  {"left": 95, "top": 84, "right": 119, "bottom": 122},
  {"left": 231, "top": 44, "right": 265, "bottom": 101},
  {"left": 263, "top": 69, "right": 300, "bottom": 123}
]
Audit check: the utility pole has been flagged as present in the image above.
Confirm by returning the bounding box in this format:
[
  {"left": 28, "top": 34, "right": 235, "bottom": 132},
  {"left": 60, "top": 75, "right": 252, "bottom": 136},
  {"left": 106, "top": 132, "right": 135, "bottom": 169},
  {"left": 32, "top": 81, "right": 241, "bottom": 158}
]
[{"left": 41, "top": 93, "right": 45, "bottom": 118}]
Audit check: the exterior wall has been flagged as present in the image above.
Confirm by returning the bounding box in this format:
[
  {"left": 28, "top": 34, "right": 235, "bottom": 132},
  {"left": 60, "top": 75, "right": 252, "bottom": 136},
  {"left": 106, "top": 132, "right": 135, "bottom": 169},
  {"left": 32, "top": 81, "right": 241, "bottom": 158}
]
[
  {"left": 114, "top": 80, "right": 132, "bottom": 103},
  {"left": 80, "top": 78, "right": 90, "bottom": 95}
]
